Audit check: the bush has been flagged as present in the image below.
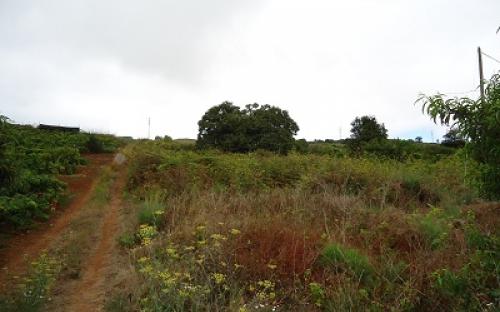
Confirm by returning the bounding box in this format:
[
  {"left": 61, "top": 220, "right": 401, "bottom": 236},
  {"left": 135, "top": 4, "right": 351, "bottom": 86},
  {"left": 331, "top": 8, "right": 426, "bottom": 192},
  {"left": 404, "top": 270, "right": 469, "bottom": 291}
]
[
  {"left": 86, "top": 134, "right": 104, "bottom": 153},
  {"left": 319, "top": 243, "right": 374, "bottom": 283}
]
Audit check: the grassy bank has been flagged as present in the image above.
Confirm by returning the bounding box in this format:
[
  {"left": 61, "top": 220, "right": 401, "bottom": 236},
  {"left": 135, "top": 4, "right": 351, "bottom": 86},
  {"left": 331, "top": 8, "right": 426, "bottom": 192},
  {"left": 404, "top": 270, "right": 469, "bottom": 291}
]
[{"left": 116, "top": 141, "right": 498, "bottom": 311}]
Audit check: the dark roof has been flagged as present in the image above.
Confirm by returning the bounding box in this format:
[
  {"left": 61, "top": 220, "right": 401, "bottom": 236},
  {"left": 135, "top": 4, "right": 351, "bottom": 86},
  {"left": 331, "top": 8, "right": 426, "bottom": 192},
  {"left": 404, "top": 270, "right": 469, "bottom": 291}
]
[{"left": 38, "top": 124, "right": 80, "bottom": 133}]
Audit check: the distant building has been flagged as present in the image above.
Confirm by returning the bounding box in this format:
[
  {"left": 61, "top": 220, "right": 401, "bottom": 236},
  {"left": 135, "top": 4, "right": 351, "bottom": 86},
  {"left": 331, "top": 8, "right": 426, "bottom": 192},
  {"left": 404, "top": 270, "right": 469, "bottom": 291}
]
[{"left": 38, "top": 124, "right": 80, "bottom": 133}]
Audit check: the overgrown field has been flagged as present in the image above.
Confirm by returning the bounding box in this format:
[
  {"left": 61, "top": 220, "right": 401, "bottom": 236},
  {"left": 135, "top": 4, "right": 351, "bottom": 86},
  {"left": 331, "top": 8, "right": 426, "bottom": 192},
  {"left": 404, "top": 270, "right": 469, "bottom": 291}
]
[
  {"left": 118, "top": 140, "right": 499, "bottom": 311},
  {"left": 0, "top": 117, "right": 124, "bottom": 228}
]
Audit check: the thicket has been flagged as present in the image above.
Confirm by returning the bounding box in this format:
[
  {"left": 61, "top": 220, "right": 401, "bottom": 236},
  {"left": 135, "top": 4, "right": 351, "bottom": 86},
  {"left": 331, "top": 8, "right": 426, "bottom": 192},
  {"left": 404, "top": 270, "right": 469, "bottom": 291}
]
[
  {"left": 118, "top": 140, "right": 499, "bottom": 311},
  {"left": 0, "top": 117, "right": 122, "bottom": 228}
]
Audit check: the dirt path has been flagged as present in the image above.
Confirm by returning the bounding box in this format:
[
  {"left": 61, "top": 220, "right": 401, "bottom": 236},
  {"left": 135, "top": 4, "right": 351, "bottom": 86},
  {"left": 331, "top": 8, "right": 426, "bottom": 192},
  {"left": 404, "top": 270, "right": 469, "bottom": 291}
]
[
  {"left": 0, "top": 154, "right": 114, "bottom": 291},
  {"left": 62, "top": 162, "right": 128, "bottom": 311}
]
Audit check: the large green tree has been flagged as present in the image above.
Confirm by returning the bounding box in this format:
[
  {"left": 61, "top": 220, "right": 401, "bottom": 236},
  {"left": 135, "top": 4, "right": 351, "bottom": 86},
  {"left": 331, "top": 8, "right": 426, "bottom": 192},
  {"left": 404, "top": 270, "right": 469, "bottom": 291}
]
[
  {"left": 418, "top": 73, "right": 500, "bottom": 198},
  {"left": 197, "top": 102, "right": 299, "bottom": 154},
  {"left": 350, "top": 115, "right": 388, "bottom": 142}
]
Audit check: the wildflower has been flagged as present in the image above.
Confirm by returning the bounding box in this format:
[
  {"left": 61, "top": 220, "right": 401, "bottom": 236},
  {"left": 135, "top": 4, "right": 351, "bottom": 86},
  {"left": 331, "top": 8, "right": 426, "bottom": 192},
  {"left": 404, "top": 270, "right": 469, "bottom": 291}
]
[
  {"left": 137, "top": 257, "right": 149, "bottom": 264},
  {"left": 139, "top": 264, "right": 154, "bottom": 275},
  {"left": 184, "top": 246, "right": 195, "bottom": 251},
  {"left": 166, "top": 247, "right": 178, "bottom": 258},
  {"left": 210, "top": 233, "right": 227, "bottom": 241},
  {"left": 257, "top": 280, "right": 274, "bottom": 289},
  {"left": 230, "top": 228, "right": 241, "bottom": 235},
  {"left": 178, "top": 289, "right": 189, "bottom": 297},
  {"left": 154, "top": 210, "right": 164, "bottom": 215},
  {"left": 196, "top": 225, "right": 206, "bottom": 232},
  {"left": 267, "top": 264, "right": 277, "bottom": 270},
  {"left": 211, "top": 273, "right": 226, "bottom": 285}
]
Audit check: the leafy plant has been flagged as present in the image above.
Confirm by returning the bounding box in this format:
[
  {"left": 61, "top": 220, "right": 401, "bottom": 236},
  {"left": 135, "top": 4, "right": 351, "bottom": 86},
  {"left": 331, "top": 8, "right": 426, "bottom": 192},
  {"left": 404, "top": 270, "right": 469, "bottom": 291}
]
[{"left": 418, "top": 72, "right": 500, "bottom": 198}]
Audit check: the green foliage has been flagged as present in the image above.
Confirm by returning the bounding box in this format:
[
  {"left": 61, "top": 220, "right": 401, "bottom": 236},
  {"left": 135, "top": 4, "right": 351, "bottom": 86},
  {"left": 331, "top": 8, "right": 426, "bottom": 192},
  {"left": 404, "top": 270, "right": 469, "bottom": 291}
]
[
  {"left": 319, "top": 244, "right": 374, "bottom": 283},
  {"left": 197, "top": 102, "right": 299, "bottom": 154},
  {"left": 138, "top": 191, "right": 166, "bottom": 227},
  {"left": 86, "top": 134, "right": 105, "bottom": 153},
  {"left": 430, "top": 212, "right": 499, "bottom": 310},
  {"left": 125, "top": 140, "right": 472, "bottom": 209},
  {"left": 0, "top": 117, "right": 123, "bottom": 228},
  {"left": 414, "top": 207, "right": 450, "bottom": 249},
  {"left": 418, "top": 73, "right": 500, "bottom": 199},
  {"left": 350, "top": 115, "right": 388, "bottom": 142},
  {"left": 121, "top": 139, "right": 496, "bottom": 311},
  {"left": 0, "top": 253, "right": 60, "bottom": 312},
  {"left": 441, "top": 127, "right": 466, "bottom": 148}
]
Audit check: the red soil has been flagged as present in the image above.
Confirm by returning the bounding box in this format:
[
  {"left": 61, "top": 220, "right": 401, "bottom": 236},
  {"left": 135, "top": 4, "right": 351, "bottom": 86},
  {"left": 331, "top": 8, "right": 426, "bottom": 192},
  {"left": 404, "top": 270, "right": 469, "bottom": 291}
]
[{"left": 0, "top": 154, "right": 114, "bottom": 291}]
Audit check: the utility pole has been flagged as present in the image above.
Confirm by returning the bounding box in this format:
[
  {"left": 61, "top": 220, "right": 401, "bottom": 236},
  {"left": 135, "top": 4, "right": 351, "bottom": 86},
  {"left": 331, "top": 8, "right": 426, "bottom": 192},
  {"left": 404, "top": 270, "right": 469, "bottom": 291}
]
[
  {"left": 478, "top": 47, "right": 485, "bottom": 101},
  {"left": 148, "top": 117, "right": 151, "bottom": 139}
]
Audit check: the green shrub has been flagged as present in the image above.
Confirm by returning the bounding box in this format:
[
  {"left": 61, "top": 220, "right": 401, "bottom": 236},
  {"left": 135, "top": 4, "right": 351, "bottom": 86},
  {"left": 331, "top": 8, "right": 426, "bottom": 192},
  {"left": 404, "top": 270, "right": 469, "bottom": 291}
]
[
  {"left": 319, "top": 243, "right": 374, "bottom": 283},
  {"left": 86, "top": 134, "right": 105, "bottom": 153},
  {"left": 138, "top": 191, "right": 166, "bottom": 227}
]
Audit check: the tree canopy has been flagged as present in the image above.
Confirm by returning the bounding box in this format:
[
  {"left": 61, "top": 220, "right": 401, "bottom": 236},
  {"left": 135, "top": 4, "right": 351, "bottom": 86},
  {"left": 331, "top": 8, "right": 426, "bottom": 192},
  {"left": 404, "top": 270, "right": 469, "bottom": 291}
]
[
  {"left": 350, "top": 115, "right": 388, "bottom": 142},
  {"left": 197, "top": 102, "right": 299, "bottom": 154},
  {"left": 418, "top": 73, "right": 500, "bottom": 198}
]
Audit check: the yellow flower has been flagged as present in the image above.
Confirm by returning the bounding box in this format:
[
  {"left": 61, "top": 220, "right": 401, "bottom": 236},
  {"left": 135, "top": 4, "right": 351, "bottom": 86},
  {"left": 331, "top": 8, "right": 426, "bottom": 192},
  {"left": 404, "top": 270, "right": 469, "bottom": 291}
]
[
  {"left": 230, "top": 228, "right": 241, "bottom": 235},
  {"left": 178, "top": 289, "right": 189, "bottom": 297},
  {"left": 257, "top": 280, "right": 274, "bottom": 289},
  {"left": 267, "top": 264, "right": 277, "bottom": 270},
  {"left": 195, "top": 225, "right": 206, "bottom": 232},
  {"left": 166, "top": 248, "right": 178, "bottom": 258},
  {"left": 210, "top": 233, "right": 227, "bottom": 241},
  {"left": 138, "top": 256, "right": 149, "bottom": 264},
  {"left": 211, "top": 273, "right": 226, "bottom": 285},
  {"left": 139, "top": 264, "right": 154, "bottom": 275}
]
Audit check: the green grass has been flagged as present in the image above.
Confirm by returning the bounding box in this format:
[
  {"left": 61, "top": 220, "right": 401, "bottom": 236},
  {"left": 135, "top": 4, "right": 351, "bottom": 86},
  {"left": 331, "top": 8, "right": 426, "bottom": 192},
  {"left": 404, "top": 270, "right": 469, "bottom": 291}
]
[
  {"left": 114, "top": 140, "right": 499, "bottom": 311},
  {"left": 320, "top": 244, "right": 374, "bottom": 283}
]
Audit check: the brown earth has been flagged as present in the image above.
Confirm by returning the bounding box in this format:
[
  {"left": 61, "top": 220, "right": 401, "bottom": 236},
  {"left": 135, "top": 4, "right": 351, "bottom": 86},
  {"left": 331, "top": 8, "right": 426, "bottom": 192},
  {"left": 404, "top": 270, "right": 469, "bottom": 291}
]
[
  {"left": 61, "top": 163, "right": 128, "bottom": 311},
  {"left": 0, "top": 154, "right": 114, "bottom": 291}
]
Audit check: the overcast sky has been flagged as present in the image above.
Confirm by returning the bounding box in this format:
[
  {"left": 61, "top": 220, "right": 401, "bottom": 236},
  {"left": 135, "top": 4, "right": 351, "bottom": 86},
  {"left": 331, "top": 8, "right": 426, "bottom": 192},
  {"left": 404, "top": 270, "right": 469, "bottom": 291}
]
[{"left": 1, "top": 0, "right": 499, "bottom": 141}]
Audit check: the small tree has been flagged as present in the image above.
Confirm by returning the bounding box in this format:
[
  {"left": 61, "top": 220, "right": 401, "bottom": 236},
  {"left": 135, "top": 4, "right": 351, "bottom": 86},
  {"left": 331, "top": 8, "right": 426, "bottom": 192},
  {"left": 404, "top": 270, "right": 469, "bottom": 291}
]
[
  {"left": 415, "top": 136, "right": 423, "bottom": 143},
  {"left": 418, "top": 73, "right": 500, "bottom": 198},
  {"left": 350, "top": 116, "right": 388, "bottom": 142}
]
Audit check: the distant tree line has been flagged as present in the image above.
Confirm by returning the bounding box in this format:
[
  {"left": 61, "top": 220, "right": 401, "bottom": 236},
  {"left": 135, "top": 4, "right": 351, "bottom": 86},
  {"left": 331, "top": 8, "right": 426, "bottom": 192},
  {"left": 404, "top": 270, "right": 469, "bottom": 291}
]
[{"left": 196, "top": 102, "right": 460, "bottom": 161}]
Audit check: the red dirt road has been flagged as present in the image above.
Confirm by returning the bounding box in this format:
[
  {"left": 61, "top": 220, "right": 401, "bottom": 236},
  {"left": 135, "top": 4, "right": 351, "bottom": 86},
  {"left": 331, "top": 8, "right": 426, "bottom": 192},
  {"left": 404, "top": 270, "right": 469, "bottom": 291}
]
[
  {"left": 64, "top": 164, "right": 127, "bottom": 311},
  {"left": 0, "top": 154, "right": 114, "bottom": 291}
]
